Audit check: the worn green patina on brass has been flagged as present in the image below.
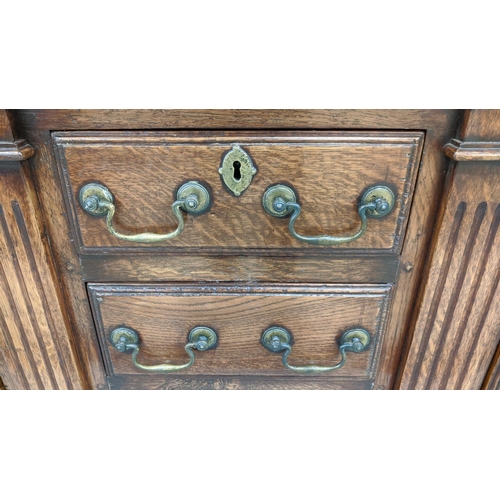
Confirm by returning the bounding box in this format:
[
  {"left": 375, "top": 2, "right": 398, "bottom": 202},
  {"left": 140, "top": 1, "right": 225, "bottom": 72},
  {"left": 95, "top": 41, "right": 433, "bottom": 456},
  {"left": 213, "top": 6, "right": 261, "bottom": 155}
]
[
  {"left": 218, "top": 145, "right": 257, "bottom": 196},
  {"left": 79, "top": 181, "right": 210, "bottom": 243},
  {"left": 261, "top": 326, "right": 371, "bottom": 374},
  {"left": 262, "top": 184, "right": 396, "bottom": 246},
  {"left": 109, "top": 326, "right": 217, "bottom": 373}
]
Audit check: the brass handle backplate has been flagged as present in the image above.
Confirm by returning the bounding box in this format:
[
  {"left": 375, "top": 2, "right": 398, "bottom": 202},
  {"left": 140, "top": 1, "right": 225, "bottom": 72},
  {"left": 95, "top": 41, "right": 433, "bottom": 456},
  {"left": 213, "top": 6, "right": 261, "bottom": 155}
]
[
  {"left": 109, "top": 326, "right": 218, "bottom": 373},
  {"left": 262, "top": 184, "right": 395, "bottom": 246},
  {"left": 261, "top": 326, "right": 371, "bottom": 374},
  {"left": 79, "top": 181, "right": 211, "bottom": 243}
]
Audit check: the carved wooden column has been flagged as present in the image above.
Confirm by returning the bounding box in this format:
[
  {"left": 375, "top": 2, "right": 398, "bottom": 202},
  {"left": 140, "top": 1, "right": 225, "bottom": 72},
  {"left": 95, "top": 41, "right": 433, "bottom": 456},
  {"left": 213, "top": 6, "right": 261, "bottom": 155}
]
[
  {"left": 0, "top": 111, "right": 85, "bottom": 389},
  {"left": 399, "top": 110, "right": 500, "bottom": 389}
]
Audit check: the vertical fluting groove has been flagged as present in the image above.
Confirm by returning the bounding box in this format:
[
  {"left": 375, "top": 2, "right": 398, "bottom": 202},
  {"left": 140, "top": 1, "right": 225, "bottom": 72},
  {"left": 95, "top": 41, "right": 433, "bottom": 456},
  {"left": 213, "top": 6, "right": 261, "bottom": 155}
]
[
  {"left": 456, "top": 204, "right": 500, "bottom": 388},
  {"left": 407, "top": 202, "right": 466, "bottom": 388},
  {"left": 0, "top": 305, "right": 30, "bottom": 389},
  {"left": 12, "top": 201, "right": 73, "bottom": 389},
  {"left": 425, "top": 202, "right": 487, "bottom": 389},
  {"left": 0, "top": 205, "right": 45, "bottom": 389},
  {"left": 460, "top": 263, "right": 500, "bottom": 388},
  {"left": 4, "top": 201, "right": 60, "bottom": 389}
]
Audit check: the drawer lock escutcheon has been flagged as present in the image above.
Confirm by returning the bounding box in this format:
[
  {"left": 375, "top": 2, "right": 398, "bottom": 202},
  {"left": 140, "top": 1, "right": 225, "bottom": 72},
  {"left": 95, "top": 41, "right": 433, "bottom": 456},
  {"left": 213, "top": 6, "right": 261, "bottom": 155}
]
[
  {"left": 79, "top": 181, "right": 211, "bottom": 243},
  {"left": 218, "top": 145, "right": 257, "bottom": 197},
  {"left": 261, "top": 326, "right": 371, "bottom": 374},
  {"left": 109, "top": 326, "right": 218, "bottom": 372},
  {"left": 262, "top": 184, "right": 395, "bottom": 246}
]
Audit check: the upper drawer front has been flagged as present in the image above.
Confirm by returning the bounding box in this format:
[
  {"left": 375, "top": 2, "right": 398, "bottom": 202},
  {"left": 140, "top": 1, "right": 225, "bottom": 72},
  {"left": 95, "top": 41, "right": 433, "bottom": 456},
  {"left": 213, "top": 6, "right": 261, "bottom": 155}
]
[{"left": 54, "top": 131, "right": 423, "bottom": 255}]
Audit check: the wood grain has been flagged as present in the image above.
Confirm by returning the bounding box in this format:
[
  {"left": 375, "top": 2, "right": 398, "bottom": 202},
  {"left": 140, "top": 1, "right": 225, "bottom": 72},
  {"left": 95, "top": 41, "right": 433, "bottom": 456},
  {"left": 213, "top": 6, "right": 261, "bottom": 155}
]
[
  {"left": 460, "top": 110, "right": 500, "bottom": 142},
  {"left": 399, "top": 163, "right": 500, "bottom": 389},
  {"left": 18, "top": 130, "right": 108, "bottom": 389},
  {"left": 0, "top": 161, "right": 85, "bottom": 389},
  {"left": 399, "top": 110, "right": 500, "bottom": 390},
  {"left": 89, "top": 283, "right": 391, "bottom": 387},
  {"left": 81, "top": 254, "right": 398, "bottom": 284},
  {"left": 0, "top": 111, "right": 85, "bottom": 389},
  {"left": 54, "top": 131, "right": 423, "bottom": 254},
  {"left": 107, "top": 375, "right": 373, "bottom": 390},
  {"left": 443, "top": 138, "right": 500, "bottom": 161},
  {"left": 0, "top": 111, "right": 14, "bottom": 141},
  {"left": 11, "top": 109, "right": 459, "bottom": 132},
  {"left": 375, "top": 122, "right": 461, "bottom": 390},
  {"left": 15, "top": 110, "right": 462, "bottom": 390}
]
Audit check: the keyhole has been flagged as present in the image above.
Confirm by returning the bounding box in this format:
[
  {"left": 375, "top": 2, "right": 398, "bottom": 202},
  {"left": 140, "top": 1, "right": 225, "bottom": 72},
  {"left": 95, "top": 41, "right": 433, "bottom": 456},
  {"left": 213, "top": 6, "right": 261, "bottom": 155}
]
[{"left": 233, "top": 161, "right": 241, "bottom": 181}]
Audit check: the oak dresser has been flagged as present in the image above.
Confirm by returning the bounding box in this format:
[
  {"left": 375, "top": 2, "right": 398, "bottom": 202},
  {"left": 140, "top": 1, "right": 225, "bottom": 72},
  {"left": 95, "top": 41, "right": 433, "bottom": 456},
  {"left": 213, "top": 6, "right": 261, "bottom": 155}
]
[{"left": 1, "top": 109, "right": 499, "bottom": 390}]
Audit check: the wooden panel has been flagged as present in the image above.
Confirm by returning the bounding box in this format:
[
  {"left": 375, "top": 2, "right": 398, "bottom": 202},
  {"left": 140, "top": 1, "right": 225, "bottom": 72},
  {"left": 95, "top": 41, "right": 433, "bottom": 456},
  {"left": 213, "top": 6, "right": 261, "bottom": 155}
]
[
  {"left": 0, "top": 110, "right": 85, "bottom": 390},
  {"left": 0, "top": 162, "right": 85, "bottom": 389},
  {"left": 399, "top": 162, "right": 500, "bottom": 389},
  {"left": 12, "top": 109, "right": 458, "bottom": 131},
  {"left": 460, "top": 110, "right": 500, "bottom": 142},
  {"left": 376, "top": 126, "right": 457, "bottom": 390},
  {"left": 16, "top": 130, "right": 108, "bottom": 389},
  {"left": 54, "top": 131, "right": 423, "bottom": 254},
  {"left": 0, "top": 111, "right": 14, "bottom": 140},
  {"left": 89, "top": 283, "right": 392, "bottom": 388},
  {"left": 107, "top": 375, "right": 373, "bottom": 390},
  {"left": 81, "top": 254, "right": 398, "bottom": 284}
]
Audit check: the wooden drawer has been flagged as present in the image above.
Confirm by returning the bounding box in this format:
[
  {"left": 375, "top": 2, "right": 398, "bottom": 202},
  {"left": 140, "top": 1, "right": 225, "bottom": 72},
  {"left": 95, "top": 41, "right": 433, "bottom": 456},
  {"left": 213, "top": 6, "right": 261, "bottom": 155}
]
[
  {"left": 55, "top": 131, "right": 423, "bottom": 255},
  {"left": 88, "top": 283, "right": 392, "bottom": 390}
]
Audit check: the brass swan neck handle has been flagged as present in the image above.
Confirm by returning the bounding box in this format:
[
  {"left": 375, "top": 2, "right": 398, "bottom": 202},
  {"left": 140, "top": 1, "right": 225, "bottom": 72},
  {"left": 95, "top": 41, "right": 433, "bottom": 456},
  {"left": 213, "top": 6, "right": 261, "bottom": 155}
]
[
  {"left": 261, "top": 326, "right": 371, "bottom": 374},
  {"left": 262, "top": 184, "right": 395, "bottom": 246},
  {"left": 79, "top": 181, "right": 210, "bottom": 243},
  {"left": 109, "top": 326, "right": 217, "bottom": 373}
]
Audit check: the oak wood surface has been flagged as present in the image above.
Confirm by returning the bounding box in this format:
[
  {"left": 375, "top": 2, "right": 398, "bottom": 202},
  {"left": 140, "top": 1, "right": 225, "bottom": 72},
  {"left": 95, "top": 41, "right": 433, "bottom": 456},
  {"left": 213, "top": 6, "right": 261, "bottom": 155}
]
[
  {"left": 0, "top": 111, "right": 85, "bottom": 389},
  {"left": 399, "top": 163, "right": 500, "bottom": 389},
  {"left": 460, "top": 110, "right": 500, "bottom": 141},
  {"left": 12, "top": 109, "right": 459, "bottom": 131},
  {"left": 89, "top": 283, "right": 391, "bottom": 386},
  {"left": 16, "top": 110, "right": 462, "bottom": 390},
  {"left": 107, "top": 375, "right": 373, "bottom": 390},
  {"left": 20, "top": 131, "right": 108, "bottom": 388},
  {"left": 443, "top": 138, "right": 500, "bottom": 161},
  {"left": 0, "top": 165, "right": 85, "bottom": 389},
  {"left": 54, "top": 132, "right": 423, "bottom": 254},
  {"left": 374, "top": 124, "right": 460, "bottom": 389},
  {"left": 0, "top": 112, "right": 14, "bottom": 140},
  {"left": 399, "top": 110, "right": 500, "bottom": 389},
  {"left": 81, "top": 254, "right": 398, "bottom": 284}
]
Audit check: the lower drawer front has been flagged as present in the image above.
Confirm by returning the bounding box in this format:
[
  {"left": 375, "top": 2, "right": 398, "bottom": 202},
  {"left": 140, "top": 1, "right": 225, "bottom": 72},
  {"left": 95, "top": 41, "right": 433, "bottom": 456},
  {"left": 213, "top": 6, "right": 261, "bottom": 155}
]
[{"left": 89, "top": 284, "right": 392, "bottom": 389}]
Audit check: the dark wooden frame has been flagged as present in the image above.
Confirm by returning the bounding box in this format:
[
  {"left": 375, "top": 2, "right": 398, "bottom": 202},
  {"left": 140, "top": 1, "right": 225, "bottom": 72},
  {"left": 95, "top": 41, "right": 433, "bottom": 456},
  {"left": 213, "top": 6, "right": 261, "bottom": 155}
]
[{"left": 1, "top": 109, "right": 498, "bottom": 389}]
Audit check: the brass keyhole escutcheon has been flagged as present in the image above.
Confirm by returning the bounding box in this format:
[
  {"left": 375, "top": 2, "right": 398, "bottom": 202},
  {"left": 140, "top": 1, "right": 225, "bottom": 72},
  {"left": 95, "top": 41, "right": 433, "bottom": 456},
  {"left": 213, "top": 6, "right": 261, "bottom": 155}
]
[{"left": 218, "top": 145, "right": 257, "bottom": 196}]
